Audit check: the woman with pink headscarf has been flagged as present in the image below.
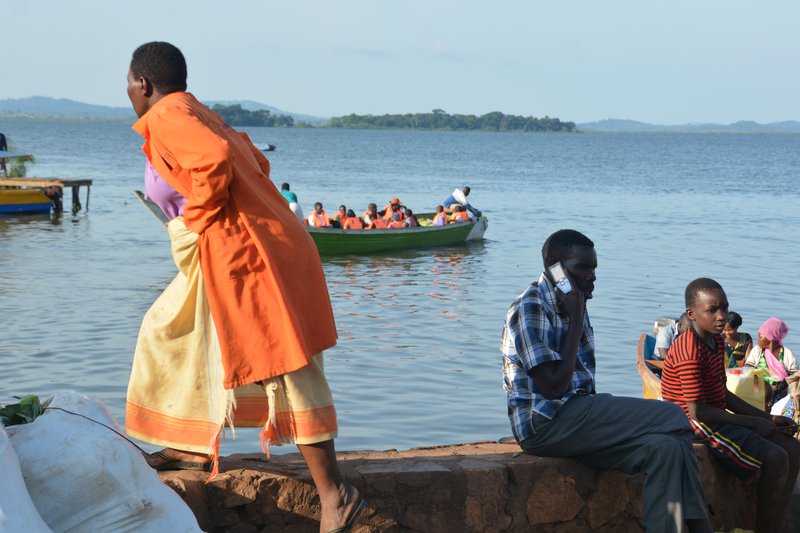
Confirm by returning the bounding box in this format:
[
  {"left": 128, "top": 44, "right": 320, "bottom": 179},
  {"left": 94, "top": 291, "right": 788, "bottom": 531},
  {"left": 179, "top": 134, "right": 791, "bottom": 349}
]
[{"left": 745, "top": 317, "right": 797, "bottom": 402}]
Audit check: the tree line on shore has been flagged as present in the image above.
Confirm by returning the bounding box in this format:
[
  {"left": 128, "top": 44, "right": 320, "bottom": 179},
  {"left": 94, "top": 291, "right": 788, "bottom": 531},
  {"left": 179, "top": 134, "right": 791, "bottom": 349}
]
[
  {"left": 211, "top": 104, "right": 295, "bottom": 127},
  {"left": 212, "top": 104, "right": 577, "bottom": 133},
  {"left": 328, "top": 110, "right": 577, "bottom": 132}
]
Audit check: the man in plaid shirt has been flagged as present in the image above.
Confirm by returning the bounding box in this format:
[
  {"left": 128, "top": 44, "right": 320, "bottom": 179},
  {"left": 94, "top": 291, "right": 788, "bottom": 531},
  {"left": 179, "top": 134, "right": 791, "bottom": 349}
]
[{"left": 501, "top": 229, "right": 711, "bottom": 533}]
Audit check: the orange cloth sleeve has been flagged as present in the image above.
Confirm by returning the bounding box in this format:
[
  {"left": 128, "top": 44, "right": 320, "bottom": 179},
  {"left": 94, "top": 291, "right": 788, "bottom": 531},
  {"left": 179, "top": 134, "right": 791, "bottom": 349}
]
[
  {"left": 239, "top": 132, "right": 271, "bottom": 177},
  {"left": 148, "top": 106, "right": 232, "bottom": 234}
]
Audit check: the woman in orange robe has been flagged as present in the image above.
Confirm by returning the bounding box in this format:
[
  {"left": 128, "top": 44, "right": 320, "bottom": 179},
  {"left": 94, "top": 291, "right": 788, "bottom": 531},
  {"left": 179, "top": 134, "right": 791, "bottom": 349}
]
[{"left": 125, "top": 41, "right": 364, "bottom": 532}]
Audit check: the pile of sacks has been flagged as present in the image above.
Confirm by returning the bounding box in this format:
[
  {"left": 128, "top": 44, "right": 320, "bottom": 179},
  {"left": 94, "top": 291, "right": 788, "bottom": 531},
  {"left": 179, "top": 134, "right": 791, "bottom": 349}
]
[{"left": 0, "top": 392, "right": 201, "bottom": 532}]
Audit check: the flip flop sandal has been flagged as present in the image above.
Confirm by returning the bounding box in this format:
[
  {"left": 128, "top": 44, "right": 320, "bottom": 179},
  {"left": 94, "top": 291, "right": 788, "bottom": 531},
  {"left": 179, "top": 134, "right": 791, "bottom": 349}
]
[
  {"left": 327, "top": 498, "right": 367, "bottom": 533},
  {"left": 149, "top": 450, "right": 213, "bottom": 472}
]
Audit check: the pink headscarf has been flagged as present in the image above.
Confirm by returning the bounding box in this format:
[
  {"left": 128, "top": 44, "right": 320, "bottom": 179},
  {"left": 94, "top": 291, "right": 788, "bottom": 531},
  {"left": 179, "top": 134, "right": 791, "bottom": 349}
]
[
  {"left": 759, "top": 317, "right": 789, "bottom": 344},
  {"left": 759, "top": 317, "right": 790, "bottom": 381}
]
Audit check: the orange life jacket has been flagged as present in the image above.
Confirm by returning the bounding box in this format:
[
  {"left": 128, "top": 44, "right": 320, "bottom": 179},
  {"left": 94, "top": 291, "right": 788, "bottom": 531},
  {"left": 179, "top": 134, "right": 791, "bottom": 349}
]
[
  {"left": 432, "top": 212, "right": 448, "bottom": 225},
  {"left": 367, "top": 218, "right": 387, "bottom": 230},
  {"left": 343, "top": 217, "right": 364, "bottom": 230},
  {"left": 309, "top": 210, "right": 329, "bottom": 227},
  {"left": 450, "top": 211, "right": 470, "bottom": 223},
  {"left": 387, "top": 220, "right": 405, "bottom": 229},
  {"left": 362, "top": 210, "right": 378, "bottom": 221},
  {"left": 382, "top": 205, "right": 405, "bottom": 221}
]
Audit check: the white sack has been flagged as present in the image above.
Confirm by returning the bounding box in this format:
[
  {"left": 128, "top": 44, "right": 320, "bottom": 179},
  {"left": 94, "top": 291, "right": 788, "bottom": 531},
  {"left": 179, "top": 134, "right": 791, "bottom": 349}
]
[
  {"left": 6, "top": 392, "right": 201, "bottom": 533},
  {"left": 0, "top": 424, "right": 52, "bottom": 533}
]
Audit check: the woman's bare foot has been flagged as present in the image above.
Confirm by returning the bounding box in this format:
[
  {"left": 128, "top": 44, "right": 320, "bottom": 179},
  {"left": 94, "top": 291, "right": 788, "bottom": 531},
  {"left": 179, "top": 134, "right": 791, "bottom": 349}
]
[{"left": 318, "top": 482, "right": 365, "bottom": 533}]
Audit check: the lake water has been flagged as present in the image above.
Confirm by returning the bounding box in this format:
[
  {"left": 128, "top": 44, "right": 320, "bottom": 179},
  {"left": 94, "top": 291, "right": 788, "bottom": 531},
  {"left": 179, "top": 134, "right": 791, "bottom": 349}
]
[{"left": 1, "top": 118, "right": 799, "bottom": 455}]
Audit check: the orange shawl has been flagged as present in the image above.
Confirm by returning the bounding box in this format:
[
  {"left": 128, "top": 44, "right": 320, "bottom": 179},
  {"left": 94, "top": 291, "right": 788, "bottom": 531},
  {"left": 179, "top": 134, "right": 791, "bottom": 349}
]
[{"left": 132, "top": 92, "right": 337, "bottom": 388}]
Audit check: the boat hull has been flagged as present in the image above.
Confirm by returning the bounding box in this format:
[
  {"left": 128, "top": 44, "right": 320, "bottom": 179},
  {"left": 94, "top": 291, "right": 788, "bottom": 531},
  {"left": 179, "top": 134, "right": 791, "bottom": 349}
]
[
  {"left": 636, "top": 333, "right": 663, "bottom": 400},
  {"left": 0, "top": 189, "right": 51, "bottom": 214},
  {"left": 308, "top": 217, "right": 488, "bottom": 255}
]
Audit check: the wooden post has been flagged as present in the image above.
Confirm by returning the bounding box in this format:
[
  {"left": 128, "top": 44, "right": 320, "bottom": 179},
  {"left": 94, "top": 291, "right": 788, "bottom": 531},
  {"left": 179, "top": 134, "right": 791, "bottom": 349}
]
[
  {"left": 85, "top": 185, "right": 91, "bottom": 211},
  {"left": 71, "top": 186, "right": 82, "bottom": 213}
]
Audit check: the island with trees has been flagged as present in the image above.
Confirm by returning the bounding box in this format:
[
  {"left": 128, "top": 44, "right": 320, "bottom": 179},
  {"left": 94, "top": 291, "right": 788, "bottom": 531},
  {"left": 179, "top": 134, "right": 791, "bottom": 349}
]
[
  {"left": 327, "top": 109, "right": 577, "bottom": 132},
  {"left": 211, "top": 104, "right": 295, "bottom": 127}
]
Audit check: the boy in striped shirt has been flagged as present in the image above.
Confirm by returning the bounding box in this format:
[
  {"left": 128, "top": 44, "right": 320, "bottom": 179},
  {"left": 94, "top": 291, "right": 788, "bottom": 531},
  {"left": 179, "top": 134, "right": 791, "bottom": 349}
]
[{"left": 662, "top": 277, "right": 800, "bottom": 532}]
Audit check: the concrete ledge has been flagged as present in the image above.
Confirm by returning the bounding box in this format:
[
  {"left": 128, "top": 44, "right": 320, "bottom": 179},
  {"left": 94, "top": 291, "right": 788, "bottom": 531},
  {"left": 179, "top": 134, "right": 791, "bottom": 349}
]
[{"left": 159, "top": 442, "right": 758, "bottom": 532}]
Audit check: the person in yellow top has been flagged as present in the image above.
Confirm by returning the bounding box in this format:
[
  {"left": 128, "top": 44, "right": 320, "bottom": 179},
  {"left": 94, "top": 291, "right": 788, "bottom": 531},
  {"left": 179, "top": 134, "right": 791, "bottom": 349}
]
[{"left": 125, "top": 41, "right": 364, "bottom": 532}]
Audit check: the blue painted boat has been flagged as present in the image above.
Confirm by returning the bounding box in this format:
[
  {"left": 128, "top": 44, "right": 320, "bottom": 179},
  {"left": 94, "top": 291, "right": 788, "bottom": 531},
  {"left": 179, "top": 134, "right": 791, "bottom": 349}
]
[{"left": 0, "top": 189, "right": 51, "bottom": 214}]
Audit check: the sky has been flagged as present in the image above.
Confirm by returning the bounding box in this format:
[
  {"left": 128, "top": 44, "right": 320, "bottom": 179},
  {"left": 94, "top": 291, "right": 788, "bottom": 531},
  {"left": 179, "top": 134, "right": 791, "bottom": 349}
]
[{"left": 3, "top": 0, "right": 799, "bottom": 124}]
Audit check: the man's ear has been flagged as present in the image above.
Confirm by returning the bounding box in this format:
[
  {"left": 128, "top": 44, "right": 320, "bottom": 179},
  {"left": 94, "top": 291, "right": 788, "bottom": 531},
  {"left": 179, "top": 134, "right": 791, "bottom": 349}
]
[
  {"left": 544, "top": 257, "right": 557, "bottom": 268},
  {"left": 141, "top": 77, "right": 154, "bottom": 98},
  {"left": 686, "top": 306, "right": 695, "bottom": 322}
]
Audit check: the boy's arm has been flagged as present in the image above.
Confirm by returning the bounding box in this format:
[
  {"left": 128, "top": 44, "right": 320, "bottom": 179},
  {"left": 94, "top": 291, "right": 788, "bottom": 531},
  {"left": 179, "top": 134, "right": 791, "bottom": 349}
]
[{"left": 688, "top": 395, "right": 775, "bottom": 437}]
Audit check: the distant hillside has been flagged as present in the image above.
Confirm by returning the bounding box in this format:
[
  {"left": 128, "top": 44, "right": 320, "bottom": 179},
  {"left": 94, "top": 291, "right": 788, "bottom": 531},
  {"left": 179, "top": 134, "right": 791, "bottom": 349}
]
[
  {"left": 0, "top": 96, "right": 134, "bottom": 119},
  {"left": 0, "top": 96, "right": 327, "bottom": 124},
  {"left": 580, "top": 118, "right": 800, "bottom": 133}
]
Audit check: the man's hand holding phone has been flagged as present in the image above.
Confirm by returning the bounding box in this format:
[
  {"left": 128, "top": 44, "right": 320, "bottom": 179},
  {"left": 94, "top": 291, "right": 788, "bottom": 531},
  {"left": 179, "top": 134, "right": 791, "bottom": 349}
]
[{"left": 549, "top": 262, "right": 585, "bottom": 321}]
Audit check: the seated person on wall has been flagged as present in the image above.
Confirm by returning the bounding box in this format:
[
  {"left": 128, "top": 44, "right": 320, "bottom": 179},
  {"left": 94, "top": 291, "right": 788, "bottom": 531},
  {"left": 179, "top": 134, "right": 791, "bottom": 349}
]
[
  {"left": 744, "top": 317, "right": 797, "bottom": 404},
  {"left": 342, "top": 209, "right": 363, "bottom": 230},
  {"left": 432, "top": 205, "right": 448, "bottom": 226},
  {"left": 723, "top": 311, "right": 753, "bottom": 368},
  {"left": 280, "top": 182, "right": 305, "bottom": 221},
  {"left": 648, "top": 313, "right": 691, "bottom": 370},
  {"left": 380, "top": 198, "right": 406, "bottom": 221},
  {"left": 661, "top": 278, "right": 800, "bottom": 533},
  {"left": 307, "top": 202, "right": 330, "bottom": 227},
  {"left": 501, "top": 229, "right": 712, "bottom": 533},
  {"left": 443, "top": 185, "right": 482, "bottom": 217},
  {"left": 449, "top": 205, "right": 471, "bottom": 223}
]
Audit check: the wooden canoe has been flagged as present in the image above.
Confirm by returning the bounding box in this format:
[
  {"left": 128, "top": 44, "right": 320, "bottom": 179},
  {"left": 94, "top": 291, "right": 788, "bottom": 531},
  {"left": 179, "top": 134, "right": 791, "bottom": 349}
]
[{"left": 636, "top": 333, "right": 662, "bottom": 400}]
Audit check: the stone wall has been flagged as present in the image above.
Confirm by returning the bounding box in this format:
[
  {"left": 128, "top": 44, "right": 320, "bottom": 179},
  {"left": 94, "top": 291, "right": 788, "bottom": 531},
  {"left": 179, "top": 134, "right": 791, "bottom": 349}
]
[{"left": 160, "top": 441, "right": 759, "bottom": 532}]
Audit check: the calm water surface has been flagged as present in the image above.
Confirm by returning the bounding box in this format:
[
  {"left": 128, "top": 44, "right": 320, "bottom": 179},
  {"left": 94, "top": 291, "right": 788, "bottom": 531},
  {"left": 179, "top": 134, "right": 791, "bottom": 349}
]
[{"left": 1, "top": 119, "right": 799, "bottom": 454}]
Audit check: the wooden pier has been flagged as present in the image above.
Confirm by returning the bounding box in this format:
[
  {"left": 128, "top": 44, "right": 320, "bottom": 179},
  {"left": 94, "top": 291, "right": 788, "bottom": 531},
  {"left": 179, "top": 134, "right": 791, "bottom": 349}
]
[{"left": 0, "top": 177, "right": 93, "bottom": 213}]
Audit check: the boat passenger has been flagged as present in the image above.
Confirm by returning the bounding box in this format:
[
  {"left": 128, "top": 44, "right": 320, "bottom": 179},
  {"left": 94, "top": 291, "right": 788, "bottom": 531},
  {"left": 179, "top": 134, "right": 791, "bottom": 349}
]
[
  {"left": 744, "top": 317, "right": 797, "bottom": 403},
  {"left": 662, "top": 279, "right": 800, "bottom": 533},
  {"left": 386, "top": 210, "right": 405, "bottom": 229},
  {"left": 380, "top": 198, "right": 406, "bottom": 221},
  {"left": 366, "top": 216, "right": 387, "bottom": 230},
  {"left": 723, "top": 311, "right": 753, "bottom": 368},
  {"left": 432, "top": 205, "right": 448, "bottom": 226},
  {"left": 362, "top": 203, "right": 380, "bottom": 224},
  {"left": 449, "top": 205, "right": 471, "bottom": 223},
  {"left": 501, "top": 229, "right": 713, "bottom": 532},
  {"left": 342, "top": 209, "right": 364, "bottom": 230},
  {"left": 403, "top": 209, "right": 418, "bottom": 228},
  {"left": 308, "top": 202, "right": 330, "bottom": 227},
  {"left": 280, "top": 182, "right": 305, "bottom": 221},
  {"left": 443, "top": 185, "right": 482, "bottom": 217},
  {"left": 649, "top": 313, "right": 691, "bottom": 370},
  {"left": 332, "top": 205, "right": 347, "bottom": 224}
]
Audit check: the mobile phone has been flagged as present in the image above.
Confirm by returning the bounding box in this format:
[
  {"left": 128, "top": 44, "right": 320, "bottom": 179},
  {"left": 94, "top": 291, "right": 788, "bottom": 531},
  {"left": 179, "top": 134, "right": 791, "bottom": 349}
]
[{"left": 548, "top": 262, "right": 572, "bottom": 295}]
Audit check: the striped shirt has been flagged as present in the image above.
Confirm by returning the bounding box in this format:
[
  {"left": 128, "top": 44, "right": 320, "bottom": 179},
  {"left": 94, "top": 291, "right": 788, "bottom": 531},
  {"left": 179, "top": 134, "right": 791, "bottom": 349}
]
[
  {"left": 501, "top": 274, "right": 596, "bottom": 443},
  {"left": 661, "top": 328, "right": 727, "bottom": 418}
]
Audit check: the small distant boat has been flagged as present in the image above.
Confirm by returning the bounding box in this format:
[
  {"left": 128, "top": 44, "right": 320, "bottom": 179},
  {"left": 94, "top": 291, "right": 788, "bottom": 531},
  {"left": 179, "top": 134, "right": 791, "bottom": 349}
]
[
  {"left": 307, "top": 216, "right": 488, "bottom": 255},
  {"left": 254, "top": 143, "right": 276, "bottom": 152}
]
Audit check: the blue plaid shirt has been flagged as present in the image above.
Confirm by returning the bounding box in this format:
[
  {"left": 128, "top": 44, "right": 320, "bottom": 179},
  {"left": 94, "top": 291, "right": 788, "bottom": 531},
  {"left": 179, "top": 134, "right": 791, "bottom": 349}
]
[{"left": 501, "top": 274, "right": 596, "bottom": 443}]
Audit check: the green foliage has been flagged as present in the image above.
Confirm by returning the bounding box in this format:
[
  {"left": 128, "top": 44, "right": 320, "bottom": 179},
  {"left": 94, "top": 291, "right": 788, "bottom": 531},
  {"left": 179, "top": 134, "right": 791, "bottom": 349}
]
[
  {"left": 327, "top": 110, "right": 577, "bottom": 133},
  {"left": 8, "top": 154, "right": 35, "bottom": 177},
  {"left": 0, "top": 395, "right": 45, "bottom": 426},
  {"left": 211, "top": 104, "right": 294, "bottom": 127}
]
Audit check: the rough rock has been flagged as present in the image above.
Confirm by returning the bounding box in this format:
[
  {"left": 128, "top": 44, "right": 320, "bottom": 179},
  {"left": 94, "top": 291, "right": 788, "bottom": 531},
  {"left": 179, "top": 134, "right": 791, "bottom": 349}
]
[{"left": 159, "top": 441, "right": 765, "bottom": 532}]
